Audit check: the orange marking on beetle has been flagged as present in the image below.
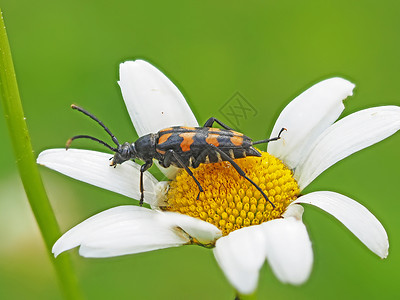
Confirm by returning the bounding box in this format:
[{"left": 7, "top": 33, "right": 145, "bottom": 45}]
[
  {"left": 158, "top": 133, "right": 172, "bottom": 144},
  {"left": 208, "top": 127, "right": 221, "bottom": 132},
  {"left": 159, "top": 127, "right": 173, "bottom": 133},
  {"left": 206, "top": 133, "right": 220, "bottom": 147},
  {"left": 232, "top": 130, "right": 243, "bottom": 136},
  {"left": 156, "top": 149, "right": 166, "bottom": 155},
  {"left": 179, "top": 132, "right": 196, "bottom": 152},
  {"left": 230, "top": 135, "right": 243, "bottom": 146},
  {"left": 181, "top": 126, "right": 196, "bottom": 131}
]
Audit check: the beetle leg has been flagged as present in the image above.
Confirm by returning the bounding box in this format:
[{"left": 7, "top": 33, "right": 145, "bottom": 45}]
[
  {"left": 192, "top": 148, "right": 212, "bottom": 168},
  {"left": 139, "top": 161, "right": 153, "bottom": 206},
  {"left": 203, "top": 117, "right": 234, "bottom": 130},
  {"left": 206, "top": 144, "right": 275, "bottom": 209},
  {"left": 160, "top": 151, "right": 174, "bottom": 168},
  {"left": 164, "top": 149, "right": 204, "bottom": 199},
  {"left": 253, "top": 128, "right": 287, "bottom": 145}
]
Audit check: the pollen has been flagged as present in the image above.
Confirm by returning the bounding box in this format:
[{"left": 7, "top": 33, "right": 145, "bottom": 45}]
[{"left": 163, "top": 151, "right": 300, "bottom": 236}]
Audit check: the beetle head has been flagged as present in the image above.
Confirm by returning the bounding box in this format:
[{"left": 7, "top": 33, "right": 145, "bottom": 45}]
[{"left": 110, "top": 142, "right": 137, "bottom": 166}]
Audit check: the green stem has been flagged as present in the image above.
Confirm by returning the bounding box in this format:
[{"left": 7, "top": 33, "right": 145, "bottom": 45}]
[
  {"left": 235, "top": 291, "right": 257, "bottom": 300},
  {"left": 0, "top": 9, "right": 83, "bottom": 300}
]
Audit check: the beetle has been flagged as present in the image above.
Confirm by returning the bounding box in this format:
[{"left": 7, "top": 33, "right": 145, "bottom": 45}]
[{"left": 67, "top": 105, "right": 286, "bottom": 207}]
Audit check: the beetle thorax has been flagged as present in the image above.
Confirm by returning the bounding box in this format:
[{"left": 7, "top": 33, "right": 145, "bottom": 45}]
[{"left": 134, "top": 133, "right": 157, "bottom": 161}]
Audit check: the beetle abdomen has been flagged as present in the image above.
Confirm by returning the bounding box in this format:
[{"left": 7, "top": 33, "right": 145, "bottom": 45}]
[{"left": 156, "top": 126, "right": 260, "bottom": 167}]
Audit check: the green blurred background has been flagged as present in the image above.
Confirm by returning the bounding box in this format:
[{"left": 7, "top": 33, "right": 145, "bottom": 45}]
[{"left": 1, "top": 0, "right": 399, "bottom": 299}]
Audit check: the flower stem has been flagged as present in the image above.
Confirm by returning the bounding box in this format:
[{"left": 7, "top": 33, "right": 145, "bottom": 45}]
[
  {"left": 235, "top": 291, "right": 257, "bottom": 300},
  {"left": 0, "top": 9, "right": 83, "bottom": 300}
]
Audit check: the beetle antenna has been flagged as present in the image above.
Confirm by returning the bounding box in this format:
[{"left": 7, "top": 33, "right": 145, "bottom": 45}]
[
  {"left": 66, "top": 135, "right": 118, "bottom": 152},
  {"left": 71, "top": 104, "right": 120, "bottom": 147},
  {"left": 253, "top": 128, "right": 286, "bottom": 145}
]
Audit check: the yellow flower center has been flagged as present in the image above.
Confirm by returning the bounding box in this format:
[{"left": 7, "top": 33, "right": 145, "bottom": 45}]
[{"left": 163, "top": 151, "right": 300, "bottom": 236}]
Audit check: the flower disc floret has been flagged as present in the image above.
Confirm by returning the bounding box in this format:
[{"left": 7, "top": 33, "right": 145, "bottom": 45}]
[{"left": 164, "top": 151, "right": 300, "bottom": 235}]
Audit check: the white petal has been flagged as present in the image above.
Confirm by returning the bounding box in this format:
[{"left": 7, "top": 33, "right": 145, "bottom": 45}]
[
  {"left": 152, "top": 181, "right": 170, "bottom": 208},
  {"left": 154, "top": 161, "right": 179, "bottom": 180},
  {"left": 161, "top": 211, "right": 222, "bottom": 244},
  {"left": 292, "top": 191, "right": 389, "bottom": 258},
  {"left": 118, "top": 60, "right": 199, "bottom": 137},
  {"left": 261, "top": 209, "right": 313, "bottom": 285},
  {"left": 295, "top": 106, "right": 400, "bottom": 189},
  {"left": 282, "top": 203, "right": 305, "bottom": 220},
  {"left": 213, "top": 226, "right": 267, "bottom": 295},
  {"left": 53, "top": 206, "right": 190, "bottom": 258},
  {"left": 37, "top": 149, "right": 159, "bottom": 205},
  {"left": 267, "top": 78, "right": 355, "bottom": 169}
]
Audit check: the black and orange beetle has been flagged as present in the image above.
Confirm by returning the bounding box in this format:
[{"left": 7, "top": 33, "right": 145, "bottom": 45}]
[{"left": 67, "top": 105, "right": 285, "bottom": 207}]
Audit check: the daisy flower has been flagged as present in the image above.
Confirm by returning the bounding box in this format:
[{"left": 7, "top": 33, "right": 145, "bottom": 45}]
[{"left": 37, "top": 60, "right": 400, "bottom": 295}]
